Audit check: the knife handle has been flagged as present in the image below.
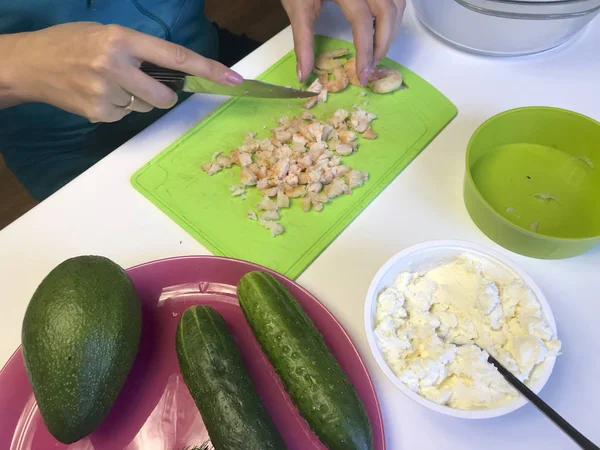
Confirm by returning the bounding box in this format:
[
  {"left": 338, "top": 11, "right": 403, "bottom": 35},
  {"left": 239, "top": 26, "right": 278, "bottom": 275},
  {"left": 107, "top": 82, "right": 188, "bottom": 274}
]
[{"left": 140, "top": 62, "right": 185, "bottom": 92}]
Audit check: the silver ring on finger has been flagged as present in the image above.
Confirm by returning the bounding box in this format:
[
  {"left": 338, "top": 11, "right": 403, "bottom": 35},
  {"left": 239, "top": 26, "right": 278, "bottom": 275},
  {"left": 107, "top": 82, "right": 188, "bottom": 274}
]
[{"left": 122, "top": 94, "right": 136, "bottom": 111}]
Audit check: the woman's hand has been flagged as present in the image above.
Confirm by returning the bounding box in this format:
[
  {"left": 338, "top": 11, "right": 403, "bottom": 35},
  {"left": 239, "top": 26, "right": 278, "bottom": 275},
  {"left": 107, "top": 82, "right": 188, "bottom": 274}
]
[
  {"left": 3, "top": 22, "right": 243, "bottom": 123},
  {"left": 281, "top": 0, "right": 405, "bottom": 85}
]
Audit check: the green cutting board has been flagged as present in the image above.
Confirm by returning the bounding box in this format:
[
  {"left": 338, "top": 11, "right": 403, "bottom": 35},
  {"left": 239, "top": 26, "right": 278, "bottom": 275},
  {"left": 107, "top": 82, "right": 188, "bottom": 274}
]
[{"left": 131, "top": 35, "right": 457, "bottom": 279}]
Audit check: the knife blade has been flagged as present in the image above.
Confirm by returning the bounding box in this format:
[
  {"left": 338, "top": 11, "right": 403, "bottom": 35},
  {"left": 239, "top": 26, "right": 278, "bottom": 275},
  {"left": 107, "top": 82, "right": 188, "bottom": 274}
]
[
  {"left": 140, "top": 63, "right": 317, "bottom": 99},
  {"left": 182, "top": 76, "right": 317, "bottom": 99}
]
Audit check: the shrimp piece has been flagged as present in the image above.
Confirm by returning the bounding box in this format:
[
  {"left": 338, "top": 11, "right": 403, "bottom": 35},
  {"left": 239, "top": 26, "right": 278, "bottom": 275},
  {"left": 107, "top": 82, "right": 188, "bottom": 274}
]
[
  {"left": 324, "top": 178, "right": 350, "bottom": 199},
  {"left": 315, "top": 48, "right": 349, "bottom": 72},
  {"left": 275, "top": 130, "right": 293, "bottom": 143},
  {"left": 332, "top": 165, "right": 351, "bottom": 176},
  {"left": 201, "top": 161, "right": 221, "bottom": 175},
  {"left": 339, "top": 130, "right": 357, "bottom": 144},
  {"left": 293, "top": 133, "right": 308, "bottom": 147},
  {"left": 230, "top": 185, "right": 245, "bottom": 197},
  {"left": 247, "top": 210, "right": 258, "bottom": 221},
  {"left": 308, "top": 121, "right": 326, "bottom": 142},
  {"left": 368, "top": 66, "right": 403, "bottom": 93},
  {"left": 300, "top": 111, "right": 313, "bottom": 120},
  {"left": 350, "top": 109, "right": 376, "bottom": 133},
  {"left": 238, "top": 152, "right": 253, "bottom": 167},
  {"left": 259, "top": 210, "right": 280, "bottom": 221},
  {"left": 319, "top": 67, "right": 348, "bottom": 93},
  {"left": 256, "top": 178, "right": 269, "bottom": 190},
  {"left": 346, "top": 169, "right": 369, "bottom": 189},
  {"left": 344, "top": 56, "right": 361, "bottom": 86},
  {"left": 257, "top": 196, "right": 279, "bottom": 211},
  {"left": 298, "top": 172, "right": 311, "bottom": 185},
  {"left": 335, "top": 143, "right": 354, "bottom": 156},
  {"left": 309, "top": 141, "right": 327, "bottom": 153},
  {"left": 284, "top": 174, "right": 299, "bottom": 186},
  {"left": 302, "top": 78, "right": 324, "bottom": 109},
  {"left": 328, "top": 109, "right": 350, "bottom": 129},
  {"left": 307, "top": 182, "right": 323, "bottom": 193},
  {"left": 216, "top": 154, "right": 233, "bottom": 168},
  {"left": 277, "top": 191, "right": 290, "bottom": 208},
  {"left": 362, "top": 127, "right": 377, "bottom": 140},
  {"left": 301, "top": 196, "right": 313, "bottom": 213},
  {"left": 271, "top": 158, "right": 290, "bottom": 179},
  {"left": 285, "top": 185, "right": 307, "bottom": 198},
  {"left": 259, "top": 218, "right": 285, "bottom": 237},
  {"left": 240, "top": 167, "right": 257, "bottom": 186}
]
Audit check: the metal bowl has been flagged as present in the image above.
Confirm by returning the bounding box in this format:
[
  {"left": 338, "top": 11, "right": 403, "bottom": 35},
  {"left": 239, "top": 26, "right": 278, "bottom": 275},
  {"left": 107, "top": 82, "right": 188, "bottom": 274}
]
[{"left": 413, "top": 0, "right": 600, "bottom": 56}]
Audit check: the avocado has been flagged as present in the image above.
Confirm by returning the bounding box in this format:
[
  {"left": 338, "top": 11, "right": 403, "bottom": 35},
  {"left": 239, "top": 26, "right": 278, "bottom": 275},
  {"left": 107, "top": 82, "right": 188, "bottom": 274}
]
[{"left": 21, "top": 255, "right": 142, "bottom": 444}]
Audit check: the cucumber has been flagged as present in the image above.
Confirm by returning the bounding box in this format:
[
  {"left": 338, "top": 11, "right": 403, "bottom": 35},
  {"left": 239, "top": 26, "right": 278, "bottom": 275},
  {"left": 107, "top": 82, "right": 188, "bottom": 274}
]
[
  {"left": 237, "top": 271, "right": 373, "bottom": 450},
  {"left": 175, "top": 305, "right": 286, "bottom": 450}
]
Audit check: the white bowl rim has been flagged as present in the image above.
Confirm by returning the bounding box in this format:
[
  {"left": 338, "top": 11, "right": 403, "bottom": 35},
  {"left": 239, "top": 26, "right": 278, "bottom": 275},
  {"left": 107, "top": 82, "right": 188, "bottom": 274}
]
[{"left": 364, "top": 239, "right": 558, "bottom": 419}]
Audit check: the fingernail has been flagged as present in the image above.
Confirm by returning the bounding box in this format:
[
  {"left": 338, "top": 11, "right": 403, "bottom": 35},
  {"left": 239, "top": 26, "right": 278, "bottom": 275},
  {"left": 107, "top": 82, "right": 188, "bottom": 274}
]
[
  {"left": 359, "top": 67, "right": 371, "bottom": 87},
  {"left": 360, "top": 63, "right": 378, "bottom": 86},
  {"left": 225, "top": 70, "right": 243, "bottom": 86},
  {"left": 297, "top": 65, "right": 303, "bottom": 82}
]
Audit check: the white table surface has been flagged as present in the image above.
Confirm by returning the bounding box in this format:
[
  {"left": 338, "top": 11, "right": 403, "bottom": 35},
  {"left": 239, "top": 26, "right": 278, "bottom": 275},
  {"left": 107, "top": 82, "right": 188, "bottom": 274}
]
[{"left": 1, "top": 2, "right": 599, "bottom": 449}]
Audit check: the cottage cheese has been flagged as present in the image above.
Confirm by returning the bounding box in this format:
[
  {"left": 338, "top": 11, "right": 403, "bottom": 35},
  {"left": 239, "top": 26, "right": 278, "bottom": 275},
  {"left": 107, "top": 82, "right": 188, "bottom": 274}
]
[{"left": 373, "top": 255, "right": 561, "bottom": 410}]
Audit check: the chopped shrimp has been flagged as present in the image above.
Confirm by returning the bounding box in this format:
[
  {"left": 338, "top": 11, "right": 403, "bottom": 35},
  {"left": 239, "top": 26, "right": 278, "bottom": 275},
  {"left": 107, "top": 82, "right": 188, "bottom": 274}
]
[
  {"left": 277, "top": 191, "right": 290, "bottom": 208},
  {"left": 344, "top": 56, "right": 361, "bottom": 86},
  {"left": 293, "top": 133, "right": 308, "bottom": 146},
  {"left": 257, "top": 196, "right": 279, "bottom": 211},
  {"left": 216, "top": 154, "right": 233, "bottom": 168},
  {"left": 259, "top": 211, "right": 280, "bottom": 221},
  {"left": 279, "top": 116, "right": 292, "bottom": 127},
  {"left": 324, "top": 178, "right": 350, "bottom": 199},
  {"left": 319, "top": 67, "right": 348, "bottom": 93},
  {"left": 259, "top": 218, "right": 285, "bottom": 237},
  {"left": 272, "top": 158, "right": 290, "bottom": 179},
  {"left": 238, "top": 152, "right": 253, "bottom": 167},
  {"left": 368, "top": 66, "right": 403, "bottom": 93},
  {"left": 328, "top": 109, "right": 350, "bottom": 129},
  {"left": 300, "top": 111, "right": 313, "bottom": 120},
  {"left": 317, "top": 88, "right": 328, "bottom": 105},
  {"left": 256, "top": 178, "right": 269, "bottom": 190},
  {"left": 262, "top": 186, "right": 280, "bottom": 197},
  {"left": 284, "top": 174, "right": 299, "bottom": 186},
  {"left": 298, "top": 172, "right": 311, "bottom": 184},
  {"left": 275, "top": 130, "right": 293, "bottom": 142},
  {"left": 331, "top": 165, "right": 351, "bottom": 177},
  {"left": 339, "top": 130, "right": 357, "bottom": 143},
  {"left": 346, "top": 169, "right": 369, "bottom": 189},
  {"left": 362, "top": 127, "right": 377, "bottom": 140},
  {"left": 230, "top": 185, "right": 245, "bottom": 196},
  {"left": 302, "top": 78, "right": 324, "bottom": 109},
  {"left": 308, "top": 121, "right": 326, "bottom": 142},
  {"left": 240, "top": 167, "right": 257, "bottom": 186},
  {"left": 201, "top": 161, "right": 221, "bottom": 175},
  {"left": 247, "top": 210, "right": 257, "bottom": 220},
  {"left": 285, "top": 185, "right": 307, "bottom": 198},
  {"left": 350, "top": 109, "right": 375, "bottom": 133},
  {"left": 301, "top": 196, "right": 312, "bottom": 213},
  {"left": 315, "top": 48, "right": 349, "bottom": 72},
  {"left": 307, "top": 182, "right": 323, "bottom": 193},
  {"left": 335, "top": 143, "right": 354, "bottom": 156}
]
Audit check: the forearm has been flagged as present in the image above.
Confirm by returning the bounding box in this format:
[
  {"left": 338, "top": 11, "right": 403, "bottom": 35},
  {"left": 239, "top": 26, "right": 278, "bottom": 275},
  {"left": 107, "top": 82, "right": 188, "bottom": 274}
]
[{"left": 0, "top": 32, "right": 30, "bottom": 110}]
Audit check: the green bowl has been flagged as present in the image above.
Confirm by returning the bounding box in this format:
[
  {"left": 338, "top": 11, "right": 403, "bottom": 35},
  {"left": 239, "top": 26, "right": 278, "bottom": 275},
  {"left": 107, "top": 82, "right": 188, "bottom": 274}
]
[{"left": 464, "top": 107, "right": 600, "bottom": 259}]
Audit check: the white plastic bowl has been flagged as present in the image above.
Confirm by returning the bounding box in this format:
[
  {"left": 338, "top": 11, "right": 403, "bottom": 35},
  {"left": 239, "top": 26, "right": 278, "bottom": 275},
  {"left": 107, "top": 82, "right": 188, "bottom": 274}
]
[{"left": 364, "top": 240, "right": 558, "bottom": 419}]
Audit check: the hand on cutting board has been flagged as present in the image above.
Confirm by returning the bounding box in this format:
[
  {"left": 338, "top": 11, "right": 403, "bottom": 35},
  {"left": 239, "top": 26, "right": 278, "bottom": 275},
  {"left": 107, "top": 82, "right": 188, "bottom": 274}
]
[
  {"left": 281, "top": 0, "right": 406, "bottom": 85},
  {"left": 3, "top": 22, "right": 243, "bottom": 123}
]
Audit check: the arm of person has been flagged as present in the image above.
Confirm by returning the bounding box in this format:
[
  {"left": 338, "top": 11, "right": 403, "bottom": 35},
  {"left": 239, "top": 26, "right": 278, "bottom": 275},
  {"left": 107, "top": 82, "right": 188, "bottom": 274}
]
[
  {"left": 0, "top": 33, "right": 29, "bottom": 109},
  {"left": 281, "top": 0, "right": 406, "bottom": 85},
  {"left": 0, "top": 23, "right": 244, "bottom": 122}
]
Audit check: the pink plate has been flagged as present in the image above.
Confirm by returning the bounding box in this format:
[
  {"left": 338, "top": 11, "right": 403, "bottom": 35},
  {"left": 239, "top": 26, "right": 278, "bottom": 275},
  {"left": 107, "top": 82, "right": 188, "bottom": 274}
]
[{"left": 0, "top": 256, "right": 385, "bottom": 450}]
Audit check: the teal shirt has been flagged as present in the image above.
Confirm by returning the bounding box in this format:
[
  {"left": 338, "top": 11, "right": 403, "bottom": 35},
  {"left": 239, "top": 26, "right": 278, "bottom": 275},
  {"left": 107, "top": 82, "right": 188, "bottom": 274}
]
[{"left": 0, "top": 0, "right": 219, "bottom": 200}]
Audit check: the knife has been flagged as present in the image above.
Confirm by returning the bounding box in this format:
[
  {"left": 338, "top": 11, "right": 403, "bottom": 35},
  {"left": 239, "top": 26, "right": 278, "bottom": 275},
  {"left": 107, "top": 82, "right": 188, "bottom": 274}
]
[{"left": 140, "top": 63, "right": 317, "bottom": 99}]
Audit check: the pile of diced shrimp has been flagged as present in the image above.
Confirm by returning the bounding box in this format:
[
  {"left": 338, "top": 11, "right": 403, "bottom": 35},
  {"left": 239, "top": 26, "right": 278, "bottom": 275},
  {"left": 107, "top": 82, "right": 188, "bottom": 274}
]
[
  {"left": 200, "top": 49, "right": 402, "bottom": 237},
  {"left": 201, "top": 107, "right": 377, "bottom": 236}
]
